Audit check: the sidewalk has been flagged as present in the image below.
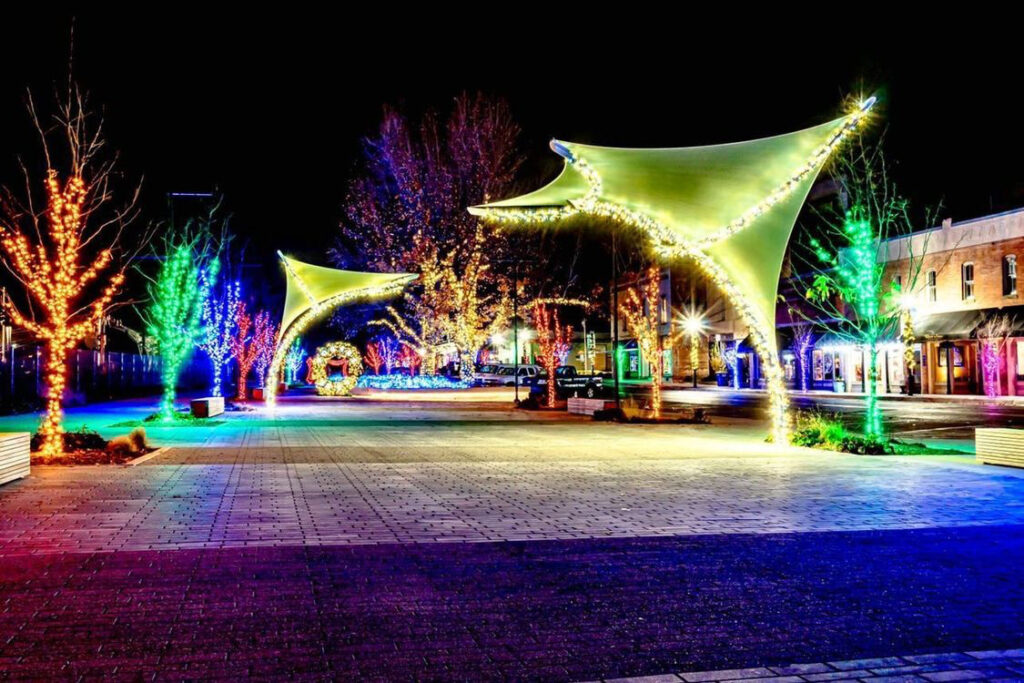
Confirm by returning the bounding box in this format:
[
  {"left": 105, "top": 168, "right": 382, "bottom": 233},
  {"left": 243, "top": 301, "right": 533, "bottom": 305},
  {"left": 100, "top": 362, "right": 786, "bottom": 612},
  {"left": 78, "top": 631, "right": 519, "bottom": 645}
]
[{"left": 659, "top": 382, "right": 1024, "bottom": 405}]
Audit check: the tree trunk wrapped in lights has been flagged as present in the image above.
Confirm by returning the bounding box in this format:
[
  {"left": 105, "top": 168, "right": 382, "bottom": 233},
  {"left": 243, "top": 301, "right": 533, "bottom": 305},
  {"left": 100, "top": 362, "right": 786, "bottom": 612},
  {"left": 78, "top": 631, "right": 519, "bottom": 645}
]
[
  {"left": 231, "top": 303, "right": 275, "bottom": 401},
  {"left": 0, "top": 89, "right": 139, "bottom": 457},
  {"left": 533, "top": 303, "right": 573, "bottom": 408},
  {"left": 142, "top": 230, "right": 218, "bottom": 419},
  {"left": 791, "top": 323, "right": 815, "bottom": 393},
  {"left": 977, "top": 314, "right": 1013, "bottom": 397},
  {"left": 619, "top": 267, "right": 664, "bottom": 418}
]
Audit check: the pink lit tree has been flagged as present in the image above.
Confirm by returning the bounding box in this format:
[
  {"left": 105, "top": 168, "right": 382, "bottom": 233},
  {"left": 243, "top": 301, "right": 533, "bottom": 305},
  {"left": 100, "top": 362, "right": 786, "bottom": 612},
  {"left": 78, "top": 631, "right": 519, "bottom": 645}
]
[{"left": 977, "top": 314, "right": 1013, "bottom": 397}]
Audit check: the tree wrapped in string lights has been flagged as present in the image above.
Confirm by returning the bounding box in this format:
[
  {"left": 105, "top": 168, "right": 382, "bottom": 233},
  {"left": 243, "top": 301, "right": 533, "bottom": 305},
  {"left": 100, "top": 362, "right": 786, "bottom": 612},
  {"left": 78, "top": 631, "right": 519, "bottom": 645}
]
[
  {"left": 337, "top": 95, "right": 521, "bottom": 381},
  {"left": 798, "top": 136, "right": 935, "bottom": 439},
  {"left": 199, "top": 276, "right": 239, "bottom": 397},
  {"left": 791, "top": 323, "right": 815, "bottom": 393},
  {"left": 254, "top": 320, "right": 279, "bottom": 388},
  {"left": 284, "top": 339, "right": 306, "bottom": 385},
  {"left": 977, "top": 314, "right": 1013, "bottom": 397},
  {"left": 364, "top": 342, "right": 384, "bottom": 375},
  {"left": 619, "top": 267, "right": 664, "bottom": 417},
  {"left": 533, "top": 303, "right": 573, "bottom": 408},
  {"left": 398, "top": 343, "right": 421, "bottom": 375},
  {"left": 142, "top": 230, "right": 218, "bottom": 420},
  {"left": 231, "top": 303, "right": 275, "bottom": 401},
  {"left": 0, "top": 89, "right": 139, "bottom": 456}
]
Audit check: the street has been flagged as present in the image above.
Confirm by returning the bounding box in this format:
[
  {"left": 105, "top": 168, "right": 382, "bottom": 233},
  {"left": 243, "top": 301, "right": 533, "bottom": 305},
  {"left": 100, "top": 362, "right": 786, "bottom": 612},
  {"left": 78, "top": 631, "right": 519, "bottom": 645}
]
[{"left": 619, "top": 385, "right": 1024, "bottom": 448}]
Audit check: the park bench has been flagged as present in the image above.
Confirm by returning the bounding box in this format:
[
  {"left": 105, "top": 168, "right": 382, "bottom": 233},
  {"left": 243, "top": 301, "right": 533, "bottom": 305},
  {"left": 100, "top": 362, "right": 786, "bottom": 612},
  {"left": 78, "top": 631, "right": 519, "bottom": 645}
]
[
  {"left": 0, "top": 432, "right": 30, "bottom": 486},
  {"left": 190, "top": 396, "right": 225, "bottom": 418},
  {"left": 976, "top": 428, "right": 1024, "bottom": 468}
]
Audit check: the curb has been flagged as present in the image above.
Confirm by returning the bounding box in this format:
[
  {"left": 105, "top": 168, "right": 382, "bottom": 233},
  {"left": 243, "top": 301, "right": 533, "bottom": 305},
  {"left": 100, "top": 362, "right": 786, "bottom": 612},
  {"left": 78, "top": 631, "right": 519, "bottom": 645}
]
[{"left": 127, "top": 447, "right": 169, "bottom": 467}]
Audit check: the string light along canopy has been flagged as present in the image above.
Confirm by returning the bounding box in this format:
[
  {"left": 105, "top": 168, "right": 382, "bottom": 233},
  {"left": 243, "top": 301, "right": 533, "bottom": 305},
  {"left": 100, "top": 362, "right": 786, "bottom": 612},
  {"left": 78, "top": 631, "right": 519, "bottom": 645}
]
[
  {"left": 469, "top": 98, "right": 876, "bottom": 443},
  {"left": 264, "top": 252, "right": 416, "bottom": 405}
]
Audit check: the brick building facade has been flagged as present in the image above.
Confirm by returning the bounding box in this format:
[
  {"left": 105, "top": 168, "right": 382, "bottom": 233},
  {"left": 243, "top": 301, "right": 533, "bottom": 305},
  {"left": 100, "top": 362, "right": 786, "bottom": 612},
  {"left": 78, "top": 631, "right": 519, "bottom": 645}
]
[{"left": 879, "top": 208, "right": 1024, "bottom": 395}]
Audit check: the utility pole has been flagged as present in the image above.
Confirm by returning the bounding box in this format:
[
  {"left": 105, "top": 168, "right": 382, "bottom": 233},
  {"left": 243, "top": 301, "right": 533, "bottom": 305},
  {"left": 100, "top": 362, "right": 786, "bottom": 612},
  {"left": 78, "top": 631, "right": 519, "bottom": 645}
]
[
  {"left": 612, "top": 227, "right": 621, "bottom": 413},
  {"left": 512, "top": 261, "right": 520, "bottom": 405}
]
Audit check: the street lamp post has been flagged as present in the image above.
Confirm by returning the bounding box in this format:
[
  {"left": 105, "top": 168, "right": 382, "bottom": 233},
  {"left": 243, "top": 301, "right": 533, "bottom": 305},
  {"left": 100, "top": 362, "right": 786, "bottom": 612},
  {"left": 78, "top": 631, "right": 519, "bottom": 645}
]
[{"left": 681, "top": 313, "right": 706, "bottom": 390}]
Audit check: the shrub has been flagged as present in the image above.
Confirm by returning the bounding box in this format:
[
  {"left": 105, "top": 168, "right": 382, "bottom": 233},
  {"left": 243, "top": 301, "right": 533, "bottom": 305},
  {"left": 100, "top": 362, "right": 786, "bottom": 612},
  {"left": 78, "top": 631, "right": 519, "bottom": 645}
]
[
  {"left": 790, "top": 410, "right": 848, "bottom": 449},
  {"left": 31, "top": 425, "right": 109, "bottom": 452},
  {"left": 128, "top": 427, "right": 149, "bottom": 452}
]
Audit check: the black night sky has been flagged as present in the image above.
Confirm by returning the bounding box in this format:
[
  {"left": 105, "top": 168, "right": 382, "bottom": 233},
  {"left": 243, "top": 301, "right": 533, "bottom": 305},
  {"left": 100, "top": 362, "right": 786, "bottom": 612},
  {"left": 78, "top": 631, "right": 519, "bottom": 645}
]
[{"left": 1, "top": 12, "right": 1022, "bottom": 265}]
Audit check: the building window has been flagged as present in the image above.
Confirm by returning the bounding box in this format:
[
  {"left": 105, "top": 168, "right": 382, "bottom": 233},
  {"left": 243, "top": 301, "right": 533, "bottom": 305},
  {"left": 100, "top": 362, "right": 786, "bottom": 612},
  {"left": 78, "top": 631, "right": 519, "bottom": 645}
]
[
  {"left": 962, "top": 262, "right": 975, "bottom": 300},
  {"left": 1004, "top": 255, "right": 1018, "bottom": 296},
  {"left": 659, "top": 296, "right": 669, "bottom": 324},
  {"left": 926, "top": 270, "right": 937, "bottom": 302}
]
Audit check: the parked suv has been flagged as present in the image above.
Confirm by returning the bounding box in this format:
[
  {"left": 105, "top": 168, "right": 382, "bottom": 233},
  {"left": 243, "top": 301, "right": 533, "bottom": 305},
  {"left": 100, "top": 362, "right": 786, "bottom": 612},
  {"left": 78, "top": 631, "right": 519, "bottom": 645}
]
[{"left": 530, "top": 365, "right": 606, "bottom": 399}]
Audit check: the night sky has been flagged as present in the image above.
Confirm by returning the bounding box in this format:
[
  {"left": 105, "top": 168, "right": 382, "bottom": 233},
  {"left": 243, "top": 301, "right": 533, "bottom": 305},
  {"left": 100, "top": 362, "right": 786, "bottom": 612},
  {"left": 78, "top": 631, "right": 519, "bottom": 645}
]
[{"left": 1, "top": 13, "right": 1021, "bottom": 266}]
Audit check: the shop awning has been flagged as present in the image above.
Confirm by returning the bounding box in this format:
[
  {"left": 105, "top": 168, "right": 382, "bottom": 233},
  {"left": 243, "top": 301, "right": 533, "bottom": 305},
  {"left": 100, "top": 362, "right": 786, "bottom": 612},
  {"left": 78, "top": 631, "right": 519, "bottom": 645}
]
[
  {"left": 913, "top": 310, "right": 986, "bottom": 340},
  {"left": 813, "top": 331, "right": 900, "bottom": 350}
]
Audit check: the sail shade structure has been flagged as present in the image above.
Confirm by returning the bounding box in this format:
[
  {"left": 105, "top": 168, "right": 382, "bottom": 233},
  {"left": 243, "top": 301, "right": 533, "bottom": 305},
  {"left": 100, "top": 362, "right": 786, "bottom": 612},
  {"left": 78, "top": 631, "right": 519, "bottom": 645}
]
[
  {"left": 266, "top": 254, "right": 416, "bottom": 405},
  {"left": 279, "top": 255, "right": 416, "bottom": 334},
  {"left": 471, "top": 114, "right": 859, "bottom": 333},
  {"left": 470, "top": 100, "right": 874, "bottom": 442}
]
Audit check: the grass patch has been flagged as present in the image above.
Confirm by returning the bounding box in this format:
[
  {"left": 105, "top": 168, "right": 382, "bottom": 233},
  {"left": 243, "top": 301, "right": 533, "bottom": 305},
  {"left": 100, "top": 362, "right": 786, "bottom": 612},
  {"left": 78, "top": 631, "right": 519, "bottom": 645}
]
[
  {"left": 790, "top": 410, "right": 967, "bottom": 456},
  {"left": 109, "top": 412, "right": 225, "bottom": 428}
]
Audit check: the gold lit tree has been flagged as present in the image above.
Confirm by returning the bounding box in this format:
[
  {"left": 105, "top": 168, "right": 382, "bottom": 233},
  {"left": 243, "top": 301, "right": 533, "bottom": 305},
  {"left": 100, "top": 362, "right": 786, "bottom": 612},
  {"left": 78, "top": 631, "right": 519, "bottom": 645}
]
[
  {"left": 374, "top": 227, "right": 510, "bottom": 379},
  {"left": 533, "top": 303, "right": 573, "bottom": 408},
  {"left": 619, "top": 266, "right": 664, "bottom": 417},
  {"left": 0, "top": 89, "right": 138, "bottom": 457}
]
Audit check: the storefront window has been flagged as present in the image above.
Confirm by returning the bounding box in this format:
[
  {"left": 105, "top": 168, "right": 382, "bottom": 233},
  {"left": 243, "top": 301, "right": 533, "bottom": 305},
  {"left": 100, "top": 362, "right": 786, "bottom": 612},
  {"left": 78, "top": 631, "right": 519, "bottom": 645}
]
[{"left": 813, "top": 350, "right": 824, "bottom": 381}]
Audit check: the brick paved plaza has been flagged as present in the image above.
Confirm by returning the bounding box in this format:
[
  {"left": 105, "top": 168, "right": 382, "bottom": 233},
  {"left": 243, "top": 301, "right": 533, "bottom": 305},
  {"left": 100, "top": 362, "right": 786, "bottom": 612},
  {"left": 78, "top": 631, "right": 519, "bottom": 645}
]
[{"left": 2, "top": 395, "right": 1024, "bottom": 679}]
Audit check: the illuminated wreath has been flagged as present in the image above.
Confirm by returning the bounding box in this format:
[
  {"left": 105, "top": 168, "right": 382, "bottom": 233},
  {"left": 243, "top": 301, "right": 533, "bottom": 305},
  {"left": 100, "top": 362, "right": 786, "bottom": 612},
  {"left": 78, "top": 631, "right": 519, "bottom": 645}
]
[{"left": 309, "top": 341, "right": 363, "bottom": 396}]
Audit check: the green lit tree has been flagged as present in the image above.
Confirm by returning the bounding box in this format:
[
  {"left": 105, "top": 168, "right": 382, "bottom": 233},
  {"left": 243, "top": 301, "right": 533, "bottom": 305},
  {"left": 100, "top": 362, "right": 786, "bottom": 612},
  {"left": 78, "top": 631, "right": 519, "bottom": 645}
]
[
  {"left": 140, "top": 228, "right": 218, "bottom": 419},
  {"left": 796, "top": 134, "right": 935, "bottom": 439}
]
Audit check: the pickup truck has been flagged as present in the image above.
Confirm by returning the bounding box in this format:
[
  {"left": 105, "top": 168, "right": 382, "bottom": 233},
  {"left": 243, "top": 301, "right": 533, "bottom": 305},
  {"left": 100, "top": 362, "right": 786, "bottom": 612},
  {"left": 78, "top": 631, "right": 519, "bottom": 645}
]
[{"left": 529, "top": 365, "right": 606, "bottom": 399}]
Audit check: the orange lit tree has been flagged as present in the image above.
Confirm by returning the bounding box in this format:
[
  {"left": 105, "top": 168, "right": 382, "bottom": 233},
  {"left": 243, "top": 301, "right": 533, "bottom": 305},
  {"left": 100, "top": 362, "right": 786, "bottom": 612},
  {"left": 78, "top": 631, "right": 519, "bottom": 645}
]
[
  {"left": 533, "top": 303, "right": 573, "bottom": 408},
  {"left": 619, "top": 267, "right": 664, "bottom": 417},
  {"left": 0, "top": 90, "right": 138, "bottom": 456},
  {"left": 231, "top": 302, "right": 275, "bottom": 400},
  {"left": 364, "top": 342, "right": 384, "bottom": 374}
]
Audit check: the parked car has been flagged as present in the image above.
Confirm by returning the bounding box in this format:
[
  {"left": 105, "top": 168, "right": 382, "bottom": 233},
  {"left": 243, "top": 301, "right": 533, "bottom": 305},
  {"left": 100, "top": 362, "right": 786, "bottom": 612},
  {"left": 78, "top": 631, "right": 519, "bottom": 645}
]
[
  {"left": 474, "top": 364, "right": 506, "bottom": 386},
  {"left": 530, "top": 365, "right": 606, "bottom": 399},
  {"left": 497, "top": 364, "right": 541, "bottom": 387}
]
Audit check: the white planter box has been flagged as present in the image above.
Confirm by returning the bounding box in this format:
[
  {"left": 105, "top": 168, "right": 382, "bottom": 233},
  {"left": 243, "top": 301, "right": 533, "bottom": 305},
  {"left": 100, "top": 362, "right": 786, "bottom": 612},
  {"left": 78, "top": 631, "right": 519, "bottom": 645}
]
[
  {"left": 0, "top": 432, "right": 30, "bottom": 486},
  {"left": 976, "top": 428, "right": 1024, "bottom": 468},
  {"left": 190, "top": 396, "right": 225, "bottom": 418}
]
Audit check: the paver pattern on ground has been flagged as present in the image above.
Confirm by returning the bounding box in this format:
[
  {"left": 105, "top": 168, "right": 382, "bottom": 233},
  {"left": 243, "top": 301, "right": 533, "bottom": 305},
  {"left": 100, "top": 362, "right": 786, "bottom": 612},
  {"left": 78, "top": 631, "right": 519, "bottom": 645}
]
[{"left": 1, "top": 395, "right": 1022, "bottom": 680}]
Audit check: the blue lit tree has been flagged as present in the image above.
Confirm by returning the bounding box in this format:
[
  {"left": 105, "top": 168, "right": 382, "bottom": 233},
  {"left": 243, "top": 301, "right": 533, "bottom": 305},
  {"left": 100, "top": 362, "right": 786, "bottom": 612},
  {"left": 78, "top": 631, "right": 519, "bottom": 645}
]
[{"left": 199, "top": 276, "right": 240, "bottom": 397}]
